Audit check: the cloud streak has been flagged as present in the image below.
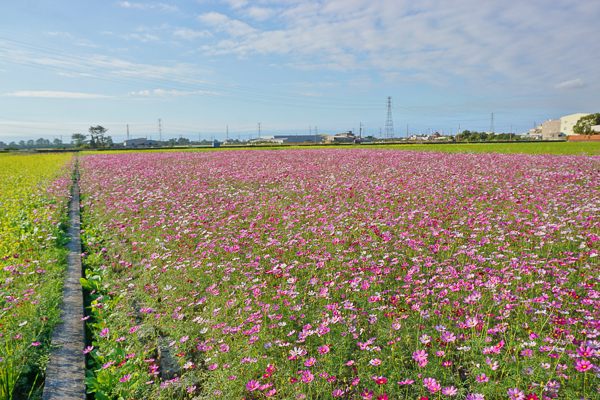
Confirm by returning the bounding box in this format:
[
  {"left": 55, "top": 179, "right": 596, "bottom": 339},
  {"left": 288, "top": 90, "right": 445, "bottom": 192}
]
[{"left": 4, "top": 91, "right": 115, "bottom": 99}]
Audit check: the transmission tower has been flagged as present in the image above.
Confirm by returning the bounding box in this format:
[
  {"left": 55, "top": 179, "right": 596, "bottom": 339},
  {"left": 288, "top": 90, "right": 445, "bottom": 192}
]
[
  {"left": 385, "top": 97, "right": 394, "bottom": 140},
  {"left": 127, "top": 124, "right": 130, "bottom": 140},
  {"left": 258, "top": 123, "right": 261, "bottom": 137},
  {"left": 157, "top": 119, "right": 163, "bottom": 141},
  {"left": 226, "top": 125, "right": 229, "bottom": 141},
  {"left": 490, "top": 113, "right": 494, "bottom": 134}
]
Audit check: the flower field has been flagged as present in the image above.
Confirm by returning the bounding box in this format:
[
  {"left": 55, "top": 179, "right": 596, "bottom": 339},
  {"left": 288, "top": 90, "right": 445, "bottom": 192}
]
[
  {"left": 0, "top": 153, "right": 74, "bottom": 398},
  {"left": 78, "top": 149, "right": 600, "bottom": 400}
]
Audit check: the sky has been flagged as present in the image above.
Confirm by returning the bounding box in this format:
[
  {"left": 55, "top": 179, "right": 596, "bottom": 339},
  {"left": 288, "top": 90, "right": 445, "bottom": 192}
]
[{"left": 0, "top": 0, "right": 599, "bottom": 143}]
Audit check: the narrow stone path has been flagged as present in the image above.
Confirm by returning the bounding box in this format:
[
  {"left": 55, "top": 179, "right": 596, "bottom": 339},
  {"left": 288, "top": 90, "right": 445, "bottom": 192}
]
[{"left": 43, "top": 167, "right": 86, "bottom": 400}]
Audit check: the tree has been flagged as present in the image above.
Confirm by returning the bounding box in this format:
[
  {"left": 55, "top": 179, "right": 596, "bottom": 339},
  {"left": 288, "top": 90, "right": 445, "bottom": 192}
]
[
  {"left": 72, "top": 133, "right": 87, "bottom": 147},
  {"left": 27, "top": 139, "right": 35, "bottom": 147},
  {"left": 573, "top": 113, "right": 600, "bottom": 136},
  {"left": 88, "top": 126, "right": 108, "bottom": 148},
  {"left": 53, "top": 138, "right": 62, "bottom": 147}
]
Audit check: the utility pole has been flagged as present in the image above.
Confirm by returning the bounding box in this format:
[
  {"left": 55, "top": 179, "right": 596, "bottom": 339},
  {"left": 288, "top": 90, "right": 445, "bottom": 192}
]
[
  {"left": 315, "top": 126, "right": 317, "bottom": 144},
  {"left": 257, "top": 123, "right": 261, "bottom": 137},
  {"left": 385, "top": 96, "right": 394, "bottom": 140},
  {"left": 406, "top": 123, "right": 409, "bottom": 139},
  {"left": 379, "top": 127, "right": 382, "bottom": 139},
  {"left": 490, "top": 113, "right": 494, "bottom": 134},
  {"left": 359, "top": 122, "right": 362, "bottom": 141},
  {"left": 127, "top": 124, "right": 130, "bottom": 141},
  {"left": 458, "top": 124, "right": 461, "bottom": 136},
  {"left": 157, "top": 119, "right": 163, "bottom": 142},
  {"left": 510, "top": 124, "right": 513, "bottom": 141},
  {"left": 226, "top": 125, "right": 229, "bottom": 141}
]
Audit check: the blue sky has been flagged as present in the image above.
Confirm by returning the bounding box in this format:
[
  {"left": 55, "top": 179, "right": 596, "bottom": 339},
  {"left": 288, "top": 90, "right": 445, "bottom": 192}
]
[{"left": 1, "top": 0, "right": 599, "bottom": 143}]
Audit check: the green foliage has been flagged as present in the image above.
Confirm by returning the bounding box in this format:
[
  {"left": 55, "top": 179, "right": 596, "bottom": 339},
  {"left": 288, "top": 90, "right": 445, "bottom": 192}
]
[{"left": 573, "top": 113, "right": 600, "bottom": 135}]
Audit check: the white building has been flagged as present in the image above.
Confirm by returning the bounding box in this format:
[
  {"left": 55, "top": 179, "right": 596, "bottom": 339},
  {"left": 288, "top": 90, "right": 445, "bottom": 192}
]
[
  {"left": 124, "top": 138, "right": 159, "bottom": 147},
  {"left": 560, "top": 113, "right": 591, "bottom": 136}
]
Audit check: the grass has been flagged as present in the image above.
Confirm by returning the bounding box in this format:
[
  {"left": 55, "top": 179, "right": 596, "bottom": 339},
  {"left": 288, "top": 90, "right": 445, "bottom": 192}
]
[{"left": 80, "top": 141, "right": 600, "bottom": 156}]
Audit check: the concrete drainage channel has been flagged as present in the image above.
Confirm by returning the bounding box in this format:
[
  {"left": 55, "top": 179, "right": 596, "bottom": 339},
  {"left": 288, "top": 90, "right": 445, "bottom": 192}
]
[{"left": 42, "top": 165, "right": 86, "bottom": 400}]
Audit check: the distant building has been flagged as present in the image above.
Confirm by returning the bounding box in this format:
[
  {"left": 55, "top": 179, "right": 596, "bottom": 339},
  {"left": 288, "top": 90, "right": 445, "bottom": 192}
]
[
  {"left": 560, "top": 113, "right": 591, "bottom": 136},
  {"left": 124, "top": 138, "right": 159, "bottom": 147},
  {"left": 410, "top": 134, "right": 430, "bottom": 141},
  {"left": 250, "top": 135, "right": 324, "bottom": 144},
  {"left": 541, "top": 119, "right": 564, "bottom": 140},
  {"left": 325, "top": 131, "right": 356, "bottom": 143},
  {"left": 592, "top": 125, "right": 600, "bottom": 133}
]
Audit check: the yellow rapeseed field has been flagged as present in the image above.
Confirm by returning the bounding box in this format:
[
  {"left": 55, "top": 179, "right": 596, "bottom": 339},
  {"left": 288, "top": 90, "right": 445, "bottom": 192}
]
[{"left": 0, "top": 153, "right": 74, "bottom": 399}]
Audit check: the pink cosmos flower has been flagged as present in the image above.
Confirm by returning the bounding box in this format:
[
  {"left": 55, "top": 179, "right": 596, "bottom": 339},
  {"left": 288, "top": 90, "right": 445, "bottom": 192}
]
[
  {"left": 476, "top": 373, "right": 489, "bottom": 383},
  {"left": 361, "top": 389, "right": 373, "bottom": 399},
  {"left": 208, "top": 363, "right": 218, "bottom": 370},
  {"left": 369, "top": 358, "right": 382, "bottom": 366},
  {"left": 333, "top": 389, "right": 344, "bottom": 397},
  {"left": 574, "top": 359, "right": 594, "bottom": 372},
  {"left": 377, "top": 395, "right": 389, "bottom": 400},
  {"left": 466, "top": 394, "right": 485, "bottom": 400},
  {"left": 442, "top": 386, "right": 458, "bottom": 396},
  {"left": 441, "top": 331, "right": 456, "bottom": 343},
  {"left": 83, "top": 346, "right": 94, "bottom": 354},
  {"left": 413, "top": 349, "right": 427, "bottom": 362},
  {"left": 351, "top": 378, "right": 360, "bottom": 385},
  {"left": 318, "top": 345, "right": 330, "bottom": 354},
  {"left": 304, "top": 357, "right": 316, "bottom": 366},
  {"left": 576, "top": 344, "right": 594, "bottom": 358},
  {"left": 187, "top": 386, "right": 196, "bottom": 393},
  {"left": 31, "top": 342, "right": 41, "bottom": 346},
  {"left": 99, "top": 328, "right": 109, "bottom": 337},
  {"left": 398, "top": 379, "right": 415, "bottom": 385},
  {"left": 119, "top": 374, "right": 131, "bottom": 383},
  {"left": 265, "top": 389, "right": 277, "bottom": 397},
  {"left": 246, "top": 380, "right": 260, "bottom": 391},
  {"left": 507, "top": 388, "right": 524, "bottom": 400},
  {"left": 301, "top": 370, "right": 314, "bottom": 383}
]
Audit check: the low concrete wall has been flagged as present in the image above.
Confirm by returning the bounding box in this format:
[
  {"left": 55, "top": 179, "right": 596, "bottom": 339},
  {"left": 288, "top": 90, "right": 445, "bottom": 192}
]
[{"left": 568, "top": 135, "right": 600, "bottom": 142}]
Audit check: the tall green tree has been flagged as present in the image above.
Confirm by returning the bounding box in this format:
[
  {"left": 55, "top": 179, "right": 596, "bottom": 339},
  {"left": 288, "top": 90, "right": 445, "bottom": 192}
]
[
  {"left": 88, "top": 126, "right": 108, "bottom": 148},
  {"left": 573, "top": 113, "right": 600, "bottom": 136},
  {"left": 71, "top": 133, "right": 87, "bottom": 147}
]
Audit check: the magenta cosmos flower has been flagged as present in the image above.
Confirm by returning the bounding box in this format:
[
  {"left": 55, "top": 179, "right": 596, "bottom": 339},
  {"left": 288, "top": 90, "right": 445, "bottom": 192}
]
[
  {"left": 246, "top": 380, "right": 260, "bottom": 391},
  {"left": 507, "top": 388, "right": 524, "bottom": 400},
  {"left": 574, "top": 359, "right": 594, "bottom": 372}
]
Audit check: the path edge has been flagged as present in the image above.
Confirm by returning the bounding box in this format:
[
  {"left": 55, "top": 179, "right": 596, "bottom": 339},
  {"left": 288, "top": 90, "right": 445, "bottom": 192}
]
[{"left": 42, "top": 164, "right": 86, "bottom": 400}]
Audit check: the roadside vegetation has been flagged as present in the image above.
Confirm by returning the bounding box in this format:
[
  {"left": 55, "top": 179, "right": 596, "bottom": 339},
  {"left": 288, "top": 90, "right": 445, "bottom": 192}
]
[{"left": 0, "top": 154, "right": 75, "bottom": 399}]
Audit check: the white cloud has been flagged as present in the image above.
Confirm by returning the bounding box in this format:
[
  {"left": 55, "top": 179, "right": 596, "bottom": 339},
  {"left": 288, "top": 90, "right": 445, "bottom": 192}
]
[
  {"left": 45, "top": 31, "right": 74, "bottom": 39},
  {"left": 194, "top": 0, "right": 600, "bottom": 94},
  {"left": 554, "top": 79, "right": 586, "bottom": 90},
  {"left": 173, "top": 27, "right": 212, "bottom": 40},
  {"left": 245, "top": 6, "right": 276, "bottom": 21},
  {"left": 198, "top": 12, "right": 256, "bottom": 37},
  {"left": 117, "top": 1, "right": 179, "bottom": 12},
  {"left": 220, "top": 0, "right": 248, "bottom": 10},
  {"left": 4, "top": 91, "right": 114, "bottom": 99},
  {"left": 128, "top": 88, "right": 219, "bottom": 97},
  {"left": 121, "top": 33, "right": 160, "bottom": 42}
]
